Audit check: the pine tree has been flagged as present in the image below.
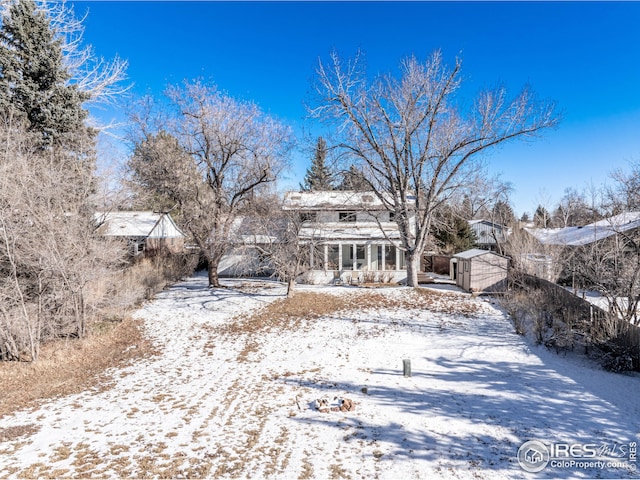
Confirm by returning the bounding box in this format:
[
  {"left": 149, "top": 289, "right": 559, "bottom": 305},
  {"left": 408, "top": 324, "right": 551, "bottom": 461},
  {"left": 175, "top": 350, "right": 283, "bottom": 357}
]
[
  {"left": 433, "top": 210, "right": 477, "bottom": 254},
  {"left": 534, "top": 205, "right": 551, "bottom": 228},
  {"left": 492, "top": 200, "right": 516, "bottom": 226},
  {"left": 460, "top": 195, "right": 474, "bottom": 220},
  {"left": 336, "top": 165, "right": 369, "bottom": 191},
  {"left": 0, "top": 0, "right": 92, "bottom": 149},
  {"left": 301, "top": 137, "right": 333, "bottom": 191}
]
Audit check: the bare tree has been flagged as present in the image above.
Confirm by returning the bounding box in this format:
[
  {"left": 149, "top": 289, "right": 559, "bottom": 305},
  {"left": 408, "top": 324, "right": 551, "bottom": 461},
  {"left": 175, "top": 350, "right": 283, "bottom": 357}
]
[
  {"left": 568, "top": 226, "right": 640, "bottom": 325},
  {"left": 0, "top": 0, "right": 127, "bottom": 361},
  {"left": 563, "top": 168, "right": 640, "bottom": 325},
  {"left": 243, "top": 204, "right": 313, "bottom": 297},
  {"left": 505, "top": 226, "right": 565, "bottom": 284},
  {"left": 0, "top": 120, "right": 124, "bottom": 361},
  {"left": 552, "top": 187, "right": 601, "bottom": 228},
  {"left": 128, "top": 81, "right": 294, "bottom": 287},
  {"left": 47, "top": 0, "right": 129, "bottom": 107},
  {"left": 458, "top": 174, "right": 511, "bottom": 221},
  {"left": 605, "top": 159, "right": 640, "bottom": 216},
  {"left": 311, "top": 50, "right": 558, "bottom": 286}
]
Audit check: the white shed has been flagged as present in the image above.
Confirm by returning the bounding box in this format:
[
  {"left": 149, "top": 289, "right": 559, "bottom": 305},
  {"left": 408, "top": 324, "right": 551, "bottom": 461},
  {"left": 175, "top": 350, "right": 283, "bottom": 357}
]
[
  {"left": 452, "top": 249, "right": 508, "bottom": 293},
  {"left": 94, "top": 211, "right": 185, "bottom": 256}
]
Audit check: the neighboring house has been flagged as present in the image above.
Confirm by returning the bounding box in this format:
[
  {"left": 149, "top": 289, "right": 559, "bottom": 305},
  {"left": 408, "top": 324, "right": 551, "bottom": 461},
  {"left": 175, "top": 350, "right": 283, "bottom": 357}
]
[
  {"left": 283, "top": 191, "right": 413, "bottom": 284},
  {"left": 469, "top": 219, "right": 510, "bottom": 251},
  {"left": 522, "top": 212, "right": 640, "bottom": 283},
  {"left": 218, "top": 216, "right": 279, "bottom": 277},
  {"left": 94, "top": 211, "right": 185, "bottom": 256},
  {"left": 516, "top": 253, "right": 556, "bottom": 282},
  {"left": 451, "top": 249, "right": 509, "bottom": 293},
  {"left": 525, "top": 212, "right": 640, "bottom": 247}
]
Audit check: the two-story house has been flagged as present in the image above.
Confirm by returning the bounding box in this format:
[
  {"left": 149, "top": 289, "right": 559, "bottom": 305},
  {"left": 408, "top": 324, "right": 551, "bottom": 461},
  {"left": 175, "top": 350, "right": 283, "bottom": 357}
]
[
  {"left": 283, "top": 191, "right": 411, "bottom": 283},
  {"left": 468, "top": 219, "right": 511, "bottom": 252}
]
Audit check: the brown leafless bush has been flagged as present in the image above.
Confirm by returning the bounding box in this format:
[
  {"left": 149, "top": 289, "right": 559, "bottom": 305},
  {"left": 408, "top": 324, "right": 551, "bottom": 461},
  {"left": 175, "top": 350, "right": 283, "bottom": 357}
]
[
  {"left": 0, "top": 122, "right": 127, "bottom": 361},
  {"left": 94, "top": 252, "right": 198, "bottom": 318},
  {"left": 501, "top": 289, "right": 552, "bottom": 344},
  {"left": 361, "top": 271, "right": 377, "bottom": 283},
  {"left": 503, "top": 272, "right": 640, "bottom": 370}
]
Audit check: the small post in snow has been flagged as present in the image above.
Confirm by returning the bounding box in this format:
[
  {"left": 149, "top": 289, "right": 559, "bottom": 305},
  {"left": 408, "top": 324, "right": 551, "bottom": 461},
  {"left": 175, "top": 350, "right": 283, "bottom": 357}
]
[{"left": 403, "top": 359, "right": 412, "bottom": 377}]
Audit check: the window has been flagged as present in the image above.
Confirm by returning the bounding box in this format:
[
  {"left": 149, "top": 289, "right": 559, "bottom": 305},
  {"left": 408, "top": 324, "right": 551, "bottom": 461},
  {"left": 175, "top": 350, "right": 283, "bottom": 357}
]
[
  {"left": 398, "top": 249, "right": 406, "bottom": 269},
  {"left": 327, "top": 245, "right": 339, "bottom": 270},
  {"left": 356, "top": 245, "right": 366, "bottom": 270},
  {"left": 300, "top": 212, "right": 317, "bottom": 223},
  {"left": 313, "top": 244, "right": 325, "bottom": 269},
  {"left": 389, "top": 211, "right": 396, "bottom": 222},
  {"left": 342, "top": 244, "right": 354, "bottom": 269},
  {"left": 384, "top": 245, "right": 396, "bottom": 270},
  {"left": 339, "top": 211, "right": 357, "bottom": 223}
]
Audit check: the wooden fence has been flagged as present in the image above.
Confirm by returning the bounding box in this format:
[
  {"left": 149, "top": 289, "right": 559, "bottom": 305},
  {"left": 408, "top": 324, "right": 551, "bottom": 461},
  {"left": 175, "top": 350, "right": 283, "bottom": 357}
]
[{"left": 516, "top": 273, "right": 640, "bottom": 368}]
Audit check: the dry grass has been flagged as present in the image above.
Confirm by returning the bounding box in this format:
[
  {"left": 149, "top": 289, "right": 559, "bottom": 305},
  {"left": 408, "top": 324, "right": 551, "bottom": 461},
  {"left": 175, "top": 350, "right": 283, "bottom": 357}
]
[
  {"left": 0, "top": 316, "right": 155, "bottom": 419},
  {"left": 0, "top": 285, "right": 476, "bottom": 423},
  {"left": 226, "top": 288, "right": 480, "bottom": 337},
  {"left": 0, "top": 282, "right": 487, "bottom": 478},
  {"left": 0, "top": 253, "right": 194, "bottom": 419},
  {"left": 223, "top": 292, "right": 348, "bottom": 335},
  {"left": 0, "top": 424, "right": 39, "bottom": 443}
]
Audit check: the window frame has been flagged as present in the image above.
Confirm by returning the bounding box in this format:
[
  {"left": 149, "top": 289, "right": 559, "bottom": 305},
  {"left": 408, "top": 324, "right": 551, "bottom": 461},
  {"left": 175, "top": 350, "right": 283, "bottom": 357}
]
[{"left": 338, "top": 211, "right": 357, "bottom": 223}]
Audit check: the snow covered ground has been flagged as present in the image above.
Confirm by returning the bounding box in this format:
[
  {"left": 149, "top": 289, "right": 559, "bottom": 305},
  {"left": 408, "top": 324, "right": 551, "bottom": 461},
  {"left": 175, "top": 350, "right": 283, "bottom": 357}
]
[{"left": 1, "top": 272, "right": 639, "bottom": 479}]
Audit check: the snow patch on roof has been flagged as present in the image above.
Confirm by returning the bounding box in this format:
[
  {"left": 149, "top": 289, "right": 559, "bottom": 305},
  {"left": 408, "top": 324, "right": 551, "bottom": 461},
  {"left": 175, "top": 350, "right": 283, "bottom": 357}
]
[
  {"left": 526, "top": 212, "right": 640, "bottom": 246},
  {"left": 283, "top": 191, "right": 414, "bottom": 210},
  {"left": 94, "top": 211, "right": 183, "bottom": 238},
  {"left": 454, "top": 248, "right": 502, "bottom": 259}
]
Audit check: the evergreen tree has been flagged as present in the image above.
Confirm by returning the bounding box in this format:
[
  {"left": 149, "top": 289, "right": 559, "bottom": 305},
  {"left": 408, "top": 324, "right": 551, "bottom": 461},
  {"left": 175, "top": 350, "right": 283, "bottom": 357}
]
[
  {"left": 0, "top": 0, "right": 92, "bottom": 149},
  {"left": 432, "top": 210, "right": 477, "bottom": 254},
  {"left": 460, "top": 195, "right": 474, "bottom": 220},
  {"left": 492, "top": 200, "right": 516, "bottom": 226},
  {"left": 336, "top": 164, "right": 369, "bottom": 191},
  {"left": 301, "top": 137, "right": 333, "bottom": 191},
  {"left": 533, "top": 205, "right": 551, "bottom": 228}
]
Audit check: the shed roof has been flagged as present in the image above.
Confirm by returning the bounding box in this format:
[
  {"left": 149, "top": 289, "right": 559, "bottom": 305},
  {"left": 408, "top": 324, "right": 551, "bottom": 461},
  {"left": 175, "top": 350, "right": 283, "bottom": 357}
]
[{"left": 454, "top": 248, "right": 504, "bottom": 260}]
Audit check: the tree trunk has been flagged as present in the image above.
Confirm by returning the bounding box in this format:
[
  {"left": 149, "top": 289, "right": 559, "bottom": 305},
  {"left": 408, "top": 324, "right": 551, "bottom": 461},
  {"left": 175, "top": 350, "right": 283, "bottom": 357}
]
[
  {"left": 405, "top": 251, "right": 419, "bottom": 288},
  {"left": 286, "top": 277, "right": 296, "bottom": 297},
  {"left": 207, "top": 257, "right": 221, "bottom": 288}
]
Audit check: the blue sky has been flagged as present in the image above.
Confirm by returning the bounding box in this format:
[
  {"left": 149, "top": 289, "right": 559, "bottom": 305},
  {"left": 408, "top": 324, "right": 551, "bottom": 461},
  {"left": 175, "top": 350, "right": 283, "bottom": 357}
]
[{"left": 73, "top": 1, "right": 640, "bottom": 216}]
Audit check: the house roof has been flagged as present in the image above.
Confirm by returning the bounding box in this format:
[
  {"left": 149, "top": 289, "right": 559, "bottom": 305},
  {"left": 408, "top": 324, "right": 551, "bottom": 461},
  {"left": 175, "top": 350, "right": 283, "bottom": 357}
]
[
  {"left": 454, "top": 248, "right": 504, "bottom": 259},
  {"left": 525, "top": 212, "right": 640, "bottom": 246},
  {"left": 283, "top": 191, "right": 415, "bottom": 211},
  {"left": 298, "top": 224, "right": 402, "bottom": 241},
  {"left": 469, "top": 219, "right": 505, "bottom": 228},
  {"left": 94, "top": 211, "right": 184, "bottom": 238}
]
